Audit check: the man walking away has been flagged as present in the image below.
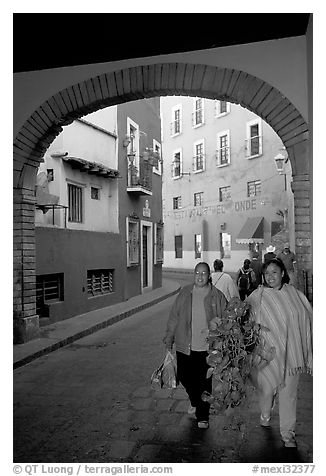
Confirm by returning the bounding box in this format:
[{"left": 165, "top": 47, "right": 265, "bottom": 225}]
[
  {"left": 236, "top": 259, "right": 256, "bottom": 301},
  {"left": 277, "top": 242, "right": 297, "bottom": 286},
  {"left": 264, "top": 245, "right": 276, "bottom": 264},
  {"left": 250, "top": 251, "right": 263, "bottom": 289}
]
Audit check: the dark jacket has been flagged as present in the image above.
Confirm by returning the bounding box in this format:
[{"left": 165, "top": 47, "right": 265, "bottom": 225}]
[
  {"left": 163, "top": 284, "right": 228, "bottom": 355},
  {"left": 250, "top": 258, "right": 263, "bottom": 287},
  {"left": 263, "top": 252, "right": 276, "bottom": 264}
]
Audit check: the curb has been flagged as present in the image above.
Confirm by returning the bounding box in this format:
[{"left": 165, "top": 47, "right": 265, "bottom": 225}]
[{"left": 14, "top": 285, "right": 181, "bottom": 370}]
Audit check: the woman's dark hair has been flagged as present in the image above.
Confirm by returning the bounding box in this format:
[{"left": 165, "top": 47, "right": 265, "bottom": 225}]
[
  {"left": 243, "top": 259, "right": 251, "bottom": 268},
  {"left": 262, "top": 258, "right": 290, "bottom": 286},
  {"left": 195, "top": 261, "right": 212, "bottom": 284},
  {"left": 213, "top": 259, "right": 223, "bottom": 272}
]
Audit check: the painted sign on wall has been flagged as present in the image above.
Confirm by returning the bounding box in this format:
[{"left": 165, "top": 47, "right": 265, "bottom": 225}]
[{"left": 169, "top": 198, "right": 257, "bottom": 220}]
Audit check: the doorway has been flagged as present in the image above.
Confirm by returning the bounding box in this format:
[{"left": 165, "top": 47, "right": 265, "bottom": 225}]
[{"left": 141, "top": 221, "right": 153, "bottom": 291}]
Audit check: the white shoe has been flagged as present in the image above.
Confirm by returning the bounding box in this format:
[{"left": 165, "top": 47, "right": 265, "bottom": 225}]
[
  {"left": 282, "top": 432, "right": 297, "bottom": 448},
  {"left": 197, "top": 421, "right": 209, "bottom": 429},
  {"left": 260, "top": 414, "right": 271, "bottom": 427}
]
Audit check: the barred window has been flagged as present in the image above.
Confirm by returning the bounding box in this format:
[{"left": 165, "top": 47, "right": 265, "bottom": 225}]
[
  {"left": 247, "top": 180, "right": 261, "bottom": 197},
  {"left": 87, "top": 269, "right": 114, "bottom": 296},
  {"left": 68, "top": 183, "right": 83, "bottom": 223},
  {"left": 36, "top": 273, "right": 64, "bottom": 315}
]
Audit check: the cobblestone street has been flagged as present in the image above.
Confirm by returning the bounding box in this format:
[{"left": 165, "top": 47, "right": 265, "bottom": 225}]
[{"left": 13, "top": 284, "right": 313, "bottom": 464}]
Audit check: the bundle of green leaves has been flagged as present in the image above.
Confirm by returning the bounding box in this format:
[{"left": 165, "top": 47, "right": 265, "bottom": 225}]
[{"left": 202, "top": 296, "right": 273, "bottom": 414}]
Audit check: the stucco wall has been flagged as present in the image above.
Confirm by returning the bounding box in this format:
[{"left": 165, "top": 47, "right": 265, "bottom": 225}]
[
  {"left": 36, "top": 227, "right": 124, "bottom": 322},
  {"left": 117, "top": 97, "right": 163, "bottom": 298}
]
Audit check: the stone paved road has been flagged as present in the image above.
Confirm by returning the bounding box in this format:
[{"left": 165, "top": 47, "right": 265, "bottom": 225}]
[{"left": 13, "top": 276, "right": 313, "bottom": 463}]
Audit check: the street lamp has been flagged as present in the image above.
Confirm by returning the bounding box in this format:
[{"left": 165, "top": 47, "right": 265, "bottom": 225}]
[{"left": 274, "top": 152, "right": 288, "bottom": 191}]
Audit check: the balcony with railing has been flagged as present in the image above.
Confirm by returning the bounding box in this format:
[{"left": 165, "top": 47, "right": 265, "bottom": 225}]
[{"left": 127, "top": 148, "right": 161, "bottom": 195}]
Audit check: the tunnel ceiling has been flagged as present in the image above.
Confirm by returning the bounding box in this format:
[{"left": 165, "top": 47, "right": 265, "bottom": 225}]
[{"left": 13, "top": 13, "right": 310, "bottom": 73}]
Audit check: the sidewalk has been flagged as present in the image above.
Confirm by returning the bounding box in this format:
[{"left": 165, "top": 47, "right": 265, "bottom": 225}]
[{"left": 13, "top": 278, "right": 180, "bottom": 370}]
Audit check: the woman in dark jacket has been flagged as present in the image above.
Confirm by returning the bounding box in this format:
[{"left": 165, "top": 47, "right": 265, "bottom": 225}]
[{"left": 163, "top": 262, "right": 227, "bottom": 429}]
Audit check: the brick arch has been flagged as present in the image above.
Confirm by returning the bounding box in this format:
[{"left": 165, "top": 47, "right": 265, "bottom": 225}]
[
  {"left": 14, "top": 63, "right": 309, "bottom": 186},
  {"left": 13, "top": 63, "right": 311, "bottom": 342}
]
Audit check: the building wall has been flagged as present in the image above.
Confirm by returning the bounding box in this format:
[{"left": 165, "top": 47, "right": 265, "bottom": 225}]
[
  {"left": 35, "top": 99, "right": 163, "bottom": 324},
  {"left": 161, "top": 96, "right": 294, "bottom": 272},
  {"left": 117, "top": 97, "right": 163, "bottom": 299},
  {"left": 35, "top": 118, "right": 119, "bottom": 233},
  {"left": 35, "top": 227, "right": 124, "bottom": 322}
]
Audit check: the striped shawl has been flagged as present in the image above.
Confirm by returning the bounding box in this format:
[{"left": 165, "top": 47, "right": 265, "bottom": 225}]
[{"left": 247, "top": 284, "right": 313, "bottom": 391}]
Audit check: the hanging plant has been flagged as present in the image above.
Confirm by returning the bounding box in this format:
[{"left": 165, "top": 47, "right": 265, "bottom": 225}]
[{"left": 202, "top": 297, "right": 275, "bottom": 415}]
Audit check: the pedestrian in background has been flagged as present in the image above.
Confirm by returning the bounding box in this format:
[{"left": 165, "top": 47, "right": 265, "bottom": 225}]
[
  {"left": 163, "top": 262, "right": 227, "bottom": 429},
  {"left": 246, "top": 258, "right": 313, "bottom": 448},
  {"left": 236, "top": 259, "right": 256, "bottom": 301},
  {"left": 277, "top": 242, "right": 297, "bottom": 286},
  {"left": 264, "top": 245, "right": 276, "bottom": 264},
  {"left": 250, "top": 251, "right": 263, "bottom": 289},
  {"left": 211, "top": 259, "right": 239, "bottom": 301}
]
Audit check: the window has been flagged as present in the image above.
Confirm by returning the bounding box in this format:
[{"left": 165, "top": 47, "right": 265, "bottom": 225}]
[
  {"left": 175, "top": 235, "right": 183, "bottom": 259},
  {"left": 172, "top": 150, "right": 182, "bottom": 178},
  {"left": 154, "top": 223, "right": 164, "bottom": 264},
  {"left": 126, "top": 217, "right": 140, "bottom": 266},
  {"left": 194, "top": 192, "right": 203, "bottom": 207},
  {"left": 220, "top": 233, "right": 231, "bottom": 259},
  {"left": 215, "top": 100, "right": 230, "bottom": 117},
  {"left": 87, "top": 269, "right": 114, "bottom": 296},
  {"left": 193, "top": 98, "right": 204, "bottom": 127},
  {"left": 153, "top": 139, "right": 162, "bottom": 175},
  {"left": 193, "top": 140, "right": 205, "bottom": 172},
  {"left": 195, "top": 234, "right": 202, "bottom": 259},
  {"left": 216, "top": 130, "right": 230, "bottom": 166},
  {"left": 247, "top": 180, "right": 261, "bottom": 197},
  {"left": 173, "top": 196, "right": 182, "bottom": 210},
  {"left": 91, "top": 187, "right": 100, "bottom": 200},
  {"left": 127, "top": 117, "right": 140, "bottom": 183},
  {"left": 219, "top": 186, "right": 231, "bottom": 202},
  {"left": 68, "top": 183, "right": 83, "bottom": 223},
  {"left": 47, "top": 169, "right": 54, "bottom": 182},
  {"left": 36, "top": 273, "right": 64, "bottom": 316},
  {"left": 246, "top": 119, "right": 262, "bottom": 157},
  {"left": 171, "top": 105, "right": 182, "bottom": 136}
]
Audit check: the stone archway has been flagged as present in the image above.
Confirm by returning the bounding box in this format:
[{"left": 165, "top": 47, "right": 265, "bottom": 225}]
[{"left": 13, "top": 63, "right": 312, "bottom": 342}]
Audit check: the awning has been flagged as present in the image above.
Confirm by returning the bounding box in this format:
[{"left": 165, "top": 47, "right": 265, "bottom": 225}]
[
  {"left": 62, "top": 156, "right": 120, "bottom": 179},
  {"left": 236, "top": 216, "right": 264, "bottom": 244}
]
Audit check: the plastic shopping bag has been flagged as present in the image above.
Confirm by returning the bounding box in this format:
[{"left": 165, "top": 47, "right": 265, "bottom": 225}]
[{"left": 151, "top": 350, "right": 179, "bottom": 389}]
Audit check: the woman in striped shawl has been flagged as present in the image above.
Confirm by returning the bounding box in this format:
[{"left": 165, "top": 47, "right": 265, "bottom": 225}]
[{"left": 246, "top": 258, "right": 312, "bottom": 448}]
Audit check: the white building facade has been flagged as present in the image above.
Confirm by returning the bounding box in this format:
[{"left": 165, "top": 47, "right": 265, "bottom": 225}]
[{"left": 161, "top": 96, "right": 294, "bottom": 273}]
